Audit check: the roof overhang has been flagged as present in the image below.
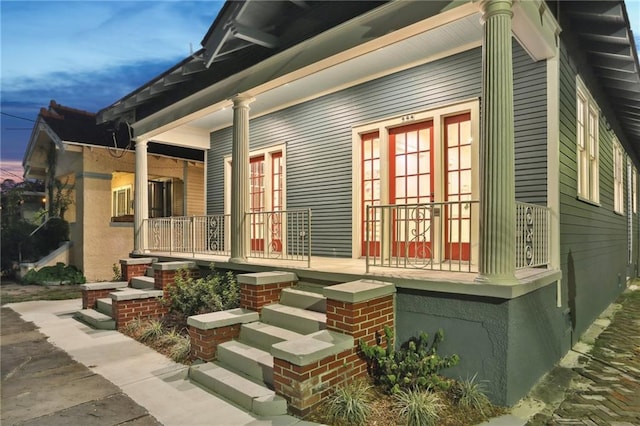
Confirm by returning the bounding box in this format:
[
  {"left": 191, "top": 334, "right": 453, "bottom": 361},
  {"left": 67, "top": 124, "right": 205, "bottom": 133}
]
[{"left": 22, "top": 118, "right": 65, "bottom": 180}]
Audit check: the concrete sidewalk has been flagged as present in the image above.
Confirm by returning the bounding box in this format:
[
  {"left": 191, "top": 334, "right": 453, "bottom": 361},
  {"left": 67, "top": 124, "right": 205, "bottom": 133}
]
[{"left": 3, "top": 299, "right": 311, "bottom": 426}]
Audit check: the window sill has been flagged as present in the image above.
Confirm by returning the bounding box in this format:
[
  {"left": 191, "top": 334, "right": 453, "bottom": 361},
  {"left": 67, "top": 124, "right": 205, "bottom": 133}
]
[
  {"left": 613, "top": 210, "right": 625, "bottom": 216},
  {"left": 576, "top": 195, "right": 600, "bottom": 207},
  {"left": 111, "top": 215, "right": 134, "bottom": 223}
]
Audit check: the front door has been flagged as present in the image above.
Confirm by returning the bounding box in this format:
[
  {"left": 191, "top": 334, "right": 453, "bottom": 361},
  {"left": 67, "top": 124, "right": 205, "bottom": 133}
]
[
  {"left": 250, "top": 156, "right": 265, "bottom": 252},
  {"left": 389, "top": 121, "right": 434, "bottom": 259}
]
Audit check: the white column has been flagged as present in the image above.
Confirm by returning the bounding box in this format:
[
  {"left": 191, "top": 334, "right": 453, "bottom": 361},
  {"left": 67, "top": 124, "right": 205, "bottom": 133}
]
[
  {"left": 133, "top": 138, "right": 149, "bottom": 254},
  {"left": 230, "top": 95, "right": 254, "bottom": 262},
  {"left": 476, "top": 0, "right": 517, "bottom": 284}
]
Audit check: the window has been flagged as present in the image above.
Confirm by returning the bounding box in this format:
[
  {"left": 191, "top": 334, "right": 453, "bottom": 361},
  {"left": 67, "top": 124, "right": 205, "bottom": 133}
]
[
  {"left": 112, "top": 185, "right": 132, "bottom": 217},
  {"left": 614, "top": 142, "right": 624, "bottom": 214},
  {"left": 576, "top": 79, "right": 599, "bottom": 203}
]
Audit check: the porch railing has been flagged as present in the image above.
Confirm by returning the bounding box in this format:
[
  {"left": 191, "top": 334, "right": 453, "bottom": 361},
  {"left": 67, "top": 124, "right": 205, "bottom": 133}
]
[
  {"left": 515, "top": 201, "right": 550, "bottom": 269},
  {"left": 144, "top": 215, "right": 230, "bottom": 256},
  {"left": 365, "top": 200, "right": 551, "bottom": 273},
  {"left": 365, "top": 201, "right": 479, "bottom": 273},
  {"left": 143, "top": 209, "right": 312, "bottom": 266},
  {"left": 246, "top": 208, "right": 312, "bottom": 268}
]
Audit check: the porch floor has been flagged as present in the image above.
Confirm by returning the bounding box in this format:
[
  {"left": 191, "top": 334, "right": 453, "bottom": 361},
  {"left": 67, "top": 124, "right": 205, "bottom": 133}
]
[{"left": 141, "top": 251, "right": 561, "bottom": 300}]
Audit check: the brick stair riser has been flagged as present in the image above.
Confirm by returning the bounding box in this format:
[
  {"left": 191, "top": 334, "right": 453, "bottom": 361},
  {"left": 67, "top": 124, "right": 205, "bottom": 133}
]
[{"left": 113, "top": 298, "right": 167, "bottom": 330}]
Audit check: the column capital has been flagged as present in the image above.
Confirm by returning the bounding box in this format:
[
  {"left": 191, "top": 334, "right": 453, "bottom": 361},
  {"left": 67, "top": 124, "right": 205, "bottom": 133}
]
[
  {"left": 231, "top": 94, "right": 255, "bottom": 109},
  {"left": 480, "top": 0, "right": 513, "bottom": 21},
  {"left": 134, "top": 138, "right": 148, "bottom": 146}
]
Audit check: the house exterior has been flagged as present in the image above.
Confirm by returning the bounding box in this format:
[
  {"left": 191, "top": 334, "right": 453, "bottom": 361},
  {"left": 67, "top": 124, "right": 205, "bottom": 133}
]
[
  {"left": 96, "top": 0, "right": 640, "bottom": 406},
  {"left": 23, "top": 101, "right": 206, "bottom": 280}
]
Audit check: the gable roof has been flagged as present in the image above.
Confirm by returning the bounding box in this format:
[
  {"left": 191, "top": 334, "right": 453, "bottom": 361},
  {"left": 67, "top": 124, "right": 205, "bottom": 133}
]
[{"left": 30, "top": 100, "right": 204, "bottom": 162}]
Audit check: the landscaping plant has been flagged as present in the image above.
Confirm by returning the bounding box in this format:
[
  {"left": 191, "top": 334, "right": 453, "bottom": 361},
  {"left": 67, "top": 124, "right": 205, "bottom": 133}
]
[
  {"left": 22, "top": 262, "right": 86, "bottom": 285},
  {"left": 451, "top": 373, "right": 490, "bottom": 414},
  {"left": 394, "top": 388, "right": 443, "bottom": 426},
  {"left": 324, "top": 379, "right": 372, "bottom": 426},
  {"left": 359, "top": 326, "right": 459, "bottom": 394}
]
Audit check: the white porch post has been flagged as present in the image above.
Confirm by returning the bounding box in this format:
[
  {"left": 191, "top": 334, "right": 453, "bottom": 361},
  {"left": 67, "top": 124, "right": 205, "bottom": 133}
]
[
  {"left": 476, "top": 0, "right": 517, "bottom": 284},
  {"left": 133, "top": 138, "right": 149, "bottom": 254},
  {"left": 230, "top": 94, "right": 254, "bottom": 262}
]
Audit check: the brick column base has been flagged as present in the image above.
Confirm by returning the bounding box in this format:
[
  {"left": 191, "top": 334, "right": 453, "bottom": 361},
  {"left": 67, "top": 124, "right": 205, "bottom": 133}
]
[
  {"left": 237, "top": 271, "right": 297, "bottom": 313},
  {"left": 113, "top": 297, "right": 167, "bottom": 330},
  {"left": 189, "top": 324, "right": 241, "bottom": 361},
  {"left": 83, "top": 288, "right": 113, "bottom": 309},
  {"left": 120, "top": 257, "right": 155, "bottom": 284}
]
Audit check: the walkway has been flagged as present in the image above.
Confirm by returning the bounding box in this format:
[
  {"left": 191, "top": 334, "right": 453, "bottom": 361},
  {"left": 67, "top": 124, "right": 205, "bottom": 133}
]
[
  {"left": 528, "top": 286, "right": 640, "bottom": 425},
  {"left": 2, "top": 299, "right": 310, "bottom": 426}
]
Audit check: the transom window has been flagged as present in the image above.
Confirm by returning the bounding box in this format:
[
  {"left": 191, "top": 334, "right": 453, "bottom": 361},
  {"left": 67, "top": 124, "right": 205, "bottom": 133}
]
[{"left": 576, "top": 78, "right": 599, "bottom": 204}]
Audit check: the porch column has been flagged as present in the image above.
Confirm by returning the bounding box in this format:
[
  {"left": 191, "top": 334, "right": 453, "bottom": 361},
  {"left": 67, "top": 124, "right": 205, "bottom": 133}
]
[
  {"left": 230, "top": 94, "right": 254, "bottom": 263},
  {"left": 476, "top": 0, "right": 517, "bottom": 284},
  {"left": 133, "top": 138, "right": 149, "bottom": 254}
]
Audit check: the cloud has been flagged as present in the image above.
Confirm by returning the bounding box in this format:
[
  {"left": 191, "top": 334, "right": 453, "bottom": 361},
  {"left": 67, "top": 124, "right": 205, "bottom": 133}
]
[{"left": 0, "top": 160, "right": 25, "bottom": 182}]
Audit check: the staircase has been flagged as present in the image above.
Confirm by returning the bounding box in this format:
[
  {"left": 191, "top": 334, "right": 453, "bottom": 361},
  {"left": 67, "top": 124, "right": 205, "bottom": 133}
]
[
  {"left": 74, "top": 265, "right": 158, "bottom": 330},
  {"left": 189, "top": 284, "right": 327, "bottom": 417}
]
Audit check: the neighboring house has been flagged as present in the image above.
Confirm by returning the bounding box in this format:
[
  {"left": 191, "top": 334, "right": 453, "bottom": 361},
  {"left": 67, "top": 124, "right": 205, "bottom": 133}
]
[
  {"left": 96, "top": 0, "right": 640, "bottom": 405},
  {"left": 23, "top": 101, "right": 205, "bottom": 280}
]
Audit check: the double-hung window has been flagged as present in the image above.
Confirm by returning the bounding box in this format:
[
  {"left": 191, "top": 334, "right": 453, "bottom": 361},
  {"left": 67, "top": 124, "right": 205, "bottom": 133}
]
[
  {"left": 613, "top": 141, "right": 624, "bottom": 214},
  {"left": 576, "top": 79, "right": 599, "bottom": 203},
  {"left": 112, "top": 185, "right": 132, "bottom": 217}
]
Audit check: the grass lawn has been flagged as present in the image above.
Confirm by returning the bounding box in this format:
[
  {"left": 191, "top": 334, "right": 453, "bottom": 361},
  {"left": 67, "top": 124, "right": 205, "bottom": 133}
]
[{"left": 0, "top": 280, "right": 81, "bottom": 304}]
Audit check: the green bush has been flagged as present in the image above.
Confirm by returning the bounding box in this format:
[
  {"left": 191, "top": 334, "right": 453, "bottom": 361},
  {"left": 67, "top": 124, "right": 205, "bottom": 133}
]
[
  {"left": 394, "top": 389, "right": 443, "bottom": 426},
  {"left": 22, "top": 262, "right": 86, "bottom": 285},
  {"left": 324, "top": 380, "right": 372, "bottom": 426},
  {"left": 359, "top": 326, "right": 459, "bottom": 394},
  {"left": 163, "top": 265, "right": 239, "bottom": 317}
]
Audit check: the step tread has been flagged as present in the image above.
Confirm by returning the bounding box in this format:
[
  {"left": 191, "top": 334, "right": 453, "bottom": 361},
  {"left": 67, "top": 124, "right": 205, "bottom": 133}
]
[
  {"left": 190, "top": 362, "right": 286, "bottom": 416},
  {"left": 280, "top": 287, "right": 326, "bottom": 312},
  {"left": 218, "top": 340, "right": 273, "bottom": 384},
  {"left": 74, "top": 309, "right": 116, "bottom": 330},
  {"left": 261, "top": 303, "right": 326, "bottom": 335},
  {"left": 240, "top": 322, "right": 305, "bottom": 352},
  {"left": 131, "top": 275, "right": 155, "bottom": 289}
]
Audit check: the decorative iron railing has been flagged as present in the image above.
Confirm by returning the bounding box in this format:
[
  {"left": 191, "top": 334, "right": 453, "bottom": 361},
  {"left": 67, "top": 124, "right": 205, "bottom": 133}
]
[
  {"left": 246, "top": 208, "right": 312, "bottom": 267},
  {"left": 365, "top": 201, "right": 479, "bottom": 273},
  {"left": 144, "top": 215, "right": 230, "bottom": 256},
  {"left": 515, "top": 202, "right": 550, "bottom": 269}
]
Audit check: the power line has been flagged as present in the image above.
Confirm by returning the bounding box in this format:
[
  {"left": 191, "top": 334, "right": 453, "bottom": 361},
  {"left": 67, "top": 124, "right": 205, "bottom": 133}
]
[
  {"left": 0, "top": 112, "right": 36, "bottom": 122},
  {"left": 0, "top": 168, "right": 24, "bottom": 180}
]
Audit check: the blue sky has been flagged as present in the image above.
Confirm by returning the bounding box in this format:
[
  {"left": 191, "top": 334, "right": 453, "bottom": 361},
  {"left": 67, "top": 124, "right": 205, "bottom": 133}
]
[
  {"left": 1, "top": 1, "right": 639, "bottom": 182},
  {"left": 0, "top": 0, "right": 222, "bottom": 181}
]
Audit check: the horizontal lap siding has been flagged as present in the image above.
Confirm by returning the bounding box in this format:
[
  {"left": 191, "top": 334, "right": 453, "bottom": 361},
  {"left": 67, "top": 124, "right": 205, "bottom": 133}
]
[
  {"left": 558, "top": 40, "right": 628, "bottom": 343},
  {"left": 208, "top": 42, "right": 546, "bottom": 257},
  {"left": 513, "top": 42, "right": 547, "bottom": 205}
]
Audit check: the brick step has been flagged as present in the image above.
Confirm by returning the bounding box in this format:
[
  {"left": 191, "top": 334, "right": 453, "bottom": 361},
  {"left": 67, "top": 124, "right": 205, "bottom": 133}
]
[
  {"left": 280, "top": 287, "right": 326, "bottom": 313},
  {"left": 260, "top": 303, "right": 326, "bottom": 335},
  {"left": 189, "top": 362, "right": 287, "bottom": 417},
  {"left": 96, "top": 298, "right": 113, "bottom": 317},
  {"left": 131, "top": 276, "right": 155, "bottom": 290},
  {"left": 239, "top": 321, "right": 305, "bottom": 352},
  {"left": 217, "top": 340, "right": 274, "bottom": 386},
  {"left": 74, "top": 309, "right": 116, "bottom": 330}
]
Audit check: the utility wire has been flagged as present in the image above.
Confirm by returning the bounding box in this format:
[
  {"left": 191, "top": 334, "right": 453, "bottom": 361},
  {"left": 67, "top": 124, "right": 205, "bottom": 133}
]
[{"left": 1, "top": 112, "right": 36, "bottom": 122}]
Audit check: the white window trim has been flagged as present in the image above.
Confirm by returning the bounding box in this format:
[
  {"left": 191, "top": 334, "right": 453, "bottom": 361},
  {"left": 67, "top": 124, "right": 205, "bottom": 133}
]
[
  {"left": 112, "top": 184, "right": 133, "bottom": 217},
  {"left": 350, "top": 99, "right": 480, "bottom": 259},
  {"left": 576, "top": 77, "right": 600, "bottom": 205},
  {"left": 613, "top": 141, "right": 624, "bottom": 215}
]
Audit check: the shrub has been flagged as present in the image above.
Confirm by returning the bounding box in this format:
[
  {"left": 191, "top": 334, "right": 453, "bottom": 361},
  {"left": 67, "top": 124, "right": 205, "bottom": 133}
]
[
  {"left": 394, "top": 389, "right": 443, "bottom": 426},
  {"left": 451, "top": 373, "right": 490, "bottom": 414},
  {"left": 168, "top": 334, "right": 191, "bottom": 363},
  {"left": 324, "top": 379, "right": 372, "bottom": 426},
  {"left": 22, "top": 262, "right": 86, "bottom": 285},
  {"left": 140, "top": 319, "right": 165, "bottom": 342},
  {"left": 163, "top": 265, "right": 239, "bottom": 318},
  {"left": 111, "top": 263, "right": 122, "bottom": 281},
  {"left": 359, "top": 326, "right": 459, "bottom": 394}
]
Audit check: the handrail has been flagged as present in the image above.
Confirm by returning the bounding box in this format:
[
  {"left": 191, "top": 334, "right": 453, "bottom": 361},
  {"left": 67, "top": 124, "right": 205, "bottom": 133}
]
[{"left": 29, "top": 215, "right": 57, "bottom": 237}]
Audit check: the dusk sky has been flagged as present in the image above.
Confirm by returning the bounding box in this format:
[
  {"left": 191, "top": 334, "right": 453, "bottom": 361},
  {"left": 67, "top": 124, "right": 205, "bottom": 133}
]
[{"left": 1, "top": 1, "right": 639, "bottom": 182}]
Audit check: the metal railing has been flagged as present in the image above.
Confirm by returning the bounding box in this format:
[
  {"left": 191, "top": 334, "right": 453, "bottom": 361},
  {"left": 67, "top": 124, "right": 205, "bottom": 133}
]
[
  {"left": 144, "top": 215, "right": 230, "bottom": 256},
  {"left": 515, "top": 202, "right": 550, "bottom": 269},
  {"left": 365, "top": 201, "right": 478, "bottom": 273},
  {"left": 247, "top": 208, "right": 312, "bottom": 267}
]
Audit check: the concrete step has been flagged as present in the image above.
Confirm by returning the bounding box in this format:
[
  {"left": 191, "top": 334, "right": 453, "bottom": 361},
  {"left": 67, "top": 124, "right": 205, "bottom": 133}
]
[
  {"left": 96, "top": 298, "right": 113, "bottom": 317},
  {"left": 217, "top": 340, "right": 274, "bottom": 386},
  {"left": 239, "top": 322, "right": 305, "bottom": 352},
  {"left": 189, "top": 362, "right": 287, "bottom": 417},
  {"left": 74, "top": 309, "right": 116, "bottom": 330},
  {"left": 280, "top": 287, "right": 326, "bottom": 313},
  {"left": 131, "top": 275, "right": 155, "bottom": 290},
  {"left": 260, "top": 303, "right": 326, "bottom": 335},
  {"left": 146, "top": 266, "right": 155, "bottom": 277}
]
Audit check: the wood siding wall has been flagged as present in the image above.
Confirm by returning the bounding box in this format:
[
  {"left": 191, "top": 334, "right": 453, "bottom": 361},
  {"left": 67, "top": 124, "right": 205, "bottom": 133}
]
[
  {"left": 558, "top": 40, "right": 632, "bottom": 343},
  {"left": 207, "top": 42, "right": 547, "bottom": 257}
]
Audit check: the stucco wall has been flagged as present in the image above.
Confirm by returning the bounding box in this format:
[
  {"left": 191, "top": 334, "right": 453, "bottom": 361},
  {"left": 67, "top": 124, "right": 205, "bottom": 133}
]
[{"left": 396, "top": 283, "right": 563, "bottom": 406}]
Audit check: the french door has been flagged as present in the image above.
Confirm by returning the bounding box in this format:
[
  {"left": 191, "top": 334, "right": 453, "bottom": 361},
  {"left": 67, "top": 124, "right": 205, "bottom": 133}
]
[
  {"left": 389, "top": 122, "right": 434, "bottom": 259},
  {"left": 249, "top": 153, "right": 283, "bottom": 254},
  {"left": 360, "top": 112, "right": 473, "bottom": 263},
  {"left": 249, "top": 156, "right": 265, "bottom": 251}
]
